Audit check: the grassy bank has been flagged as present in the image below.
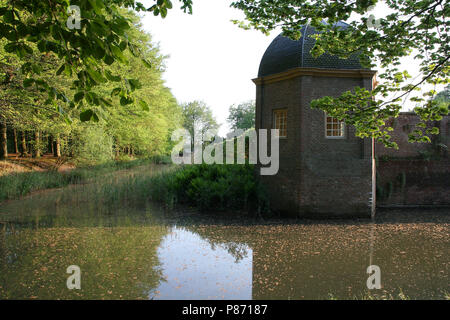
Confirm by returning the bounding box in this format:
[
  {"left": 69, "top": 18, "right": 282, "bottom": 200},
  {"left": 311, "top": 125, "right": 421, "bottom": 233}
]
[
  {"left": 1, "top": 158, "right": 270, "bottom": 216},
  {"left": 0, "top": 156, "right": 171, "bottom": 202}
]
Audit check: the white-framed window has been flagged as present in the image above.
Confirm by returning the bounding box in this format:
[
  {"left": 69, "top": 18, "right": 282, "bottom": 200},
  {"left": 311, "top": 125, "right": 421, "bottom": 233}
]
[
  {"left": 325, "top": 114, "right": 345, "bottom": 138},
  {"left": 273, "top": 109, "right": 287, "bottom": 138}
]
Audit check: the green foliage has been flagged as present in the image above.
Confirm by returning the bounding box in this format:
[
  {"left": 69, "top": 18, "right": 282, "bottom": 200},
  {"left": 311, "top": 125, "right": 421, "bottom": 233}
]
[
  {"left": 0, "top": 9, "right": 182, "bottom": 162},
  {"left": 397, "top": 171, "right": 407, "bottom": 192},
  {"left": 147, "top": 164, "right": 270, "bottom": 214},
  {"left": 150, "top": 154, "right": 173, "bottom": 164},
  {"left": 434, "top": 84, "right": 450, "bottom": 105},
  {"left": 311, "top": 86, "right": 400, "bottom": 148},
  {"left": 418, "top": 149, "right": 435, "bottom": 160},
  {"left": 386, "top": 181, "right": 394, "bottom": 199},
  {"left": 376, "top": 184, "right": 384, "bottom": 200},
  {"left": 0, "top": 225, "right": 167, "bottom": 299},
  {"left": 0, "top": 0, "right": 193, "bottom": 121},
  {"left": 227, "top": 100, "right": 255, "bottom": 131},
  {"left": 70, "top": 124, "right": 113, "bottom": 165},
  {"left": 0, "top": 158, "right": 157, "bottom": 201},
  {"left": 181, "top": 101, "right": 219, "bottom": 146},
  {"left": 231, "top": 0, "right": 449, "bottom": 148}
]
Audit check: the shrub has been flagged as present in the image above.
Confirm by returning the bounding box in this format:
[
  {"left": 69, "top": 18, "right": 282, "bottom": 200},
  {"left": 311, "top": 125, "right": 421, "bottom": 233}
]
[
  {"left": 147, "top": 164, "right": 270, "bottom": 214},
  {"left": 71, "top": 125, "right": 113, "bottom": 165}
]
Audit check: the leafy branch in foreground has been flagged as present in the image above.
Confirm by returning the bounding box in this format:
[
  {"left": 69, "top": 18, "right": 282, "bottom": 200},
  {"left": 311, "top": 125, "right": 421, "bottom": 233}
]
[
  {"left": 231, "top": 0, "right": 449, "bottom": 148},
  {"left": 0, "top": 0, "right": 192, "bottom": 122}
]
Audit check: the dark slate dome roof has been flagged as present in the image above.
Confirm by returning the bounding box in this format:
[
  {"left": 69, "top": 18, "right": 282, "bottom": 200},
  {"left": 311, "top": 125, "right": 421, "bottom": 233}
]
[{"left": 258, "top": 21, "right": 364, "bottom": 77}]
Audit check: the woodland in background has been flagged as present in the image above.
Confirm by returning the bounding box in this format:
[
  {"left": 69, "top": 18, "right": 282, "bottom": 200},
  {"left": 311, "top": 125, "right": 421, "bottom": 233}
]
[{"left": 0, "top": 10, "right": 181, "bottom": 165}]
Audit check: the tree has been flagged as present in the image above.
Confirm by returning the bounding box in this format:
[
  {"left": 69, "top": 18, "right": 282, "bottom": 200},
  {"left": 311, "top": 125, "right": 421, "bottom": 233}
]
[
  {"left": 227, "top": 101, "right": 255, "bottom": 131},
  {"left": 0, "top": 0, "right": 192, "bottom": 122},
  {"left": 231, "top": 0, "right": 449, "bottom": 148},
  {"left": 0, "top": 36, "right": 74, "bottom": 159},
  {"left": 434, "top": 84, "right": 450, "bottom": 105},
  {"left": 0, "top": 8, "right": 182, "bottom": 163},
  {"left": 0, "top": 116, "right": 6, "bottom": 159},
  {"left": 181, "top": 101, "right": 219, "bottom": 149},
  {"left": 96, "top": 9, "right": 182, "bottom": 159}
]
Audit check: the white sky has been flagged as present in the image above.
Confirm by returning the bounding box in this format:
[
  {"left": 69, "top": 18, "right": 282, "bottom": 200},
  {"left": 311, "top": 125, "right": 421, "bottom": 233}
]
[
  {"left": 141, "top": 0, "right": 273, "bottom": 135},
  {"left": 140, "top": 1, "right": 443, "bottom": 135}
]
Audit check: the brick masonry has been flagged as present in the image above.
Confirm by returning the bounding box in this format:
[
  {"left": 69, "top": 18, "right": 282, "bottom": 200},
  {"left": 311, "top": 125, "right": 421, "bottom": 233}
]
[
  {"left": 376, "top": 159, "right": 450, "bottom": 206},
  {"left": 255, "top": 70, "right": 375, "bottom": 218},
  {"left": 375, "top": 114, "right": 450, "bottom": 207},
  {"left": 254, "top": 71, "right": 449, "bottom": 217},
  {"left": 376, "top": 113, "right": 450, "bottom": 159}
]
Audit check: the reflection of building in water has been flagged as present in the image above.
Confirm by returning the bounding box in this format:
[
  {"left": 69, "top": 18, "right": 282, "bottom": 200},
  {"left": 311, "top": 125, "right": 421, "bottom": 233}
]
[
  {"left": 190, "top": 222, "right": 450, "bottom": 299},
  {"left": 250, "top": 224, "right": 450, "bottom": 299},
  {"left": 250, "top": 225, "right": 369, "bottom": 299},
  {"left": 254, "top": 22, "right": 450, "bottom": 217}
]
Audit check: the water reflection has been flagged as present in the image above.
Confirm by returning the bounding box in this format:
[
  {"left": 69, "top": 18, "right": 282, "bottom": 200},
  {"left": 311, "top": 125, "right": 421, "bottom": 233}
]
[
  {"left": 153, "top": 227, "right": 252, "bottom": 300},
  {"left": 0, "top": 213, "right": 448, "bottom": 300},
  {"left": 186, "top": 220, "right": 449, "bottom": 300},
  {"left": 0, "top": 165, "right": 448, "bottom": 300},
  {"left": 0, "top": 221, "right": 167, "bottom": 299}
]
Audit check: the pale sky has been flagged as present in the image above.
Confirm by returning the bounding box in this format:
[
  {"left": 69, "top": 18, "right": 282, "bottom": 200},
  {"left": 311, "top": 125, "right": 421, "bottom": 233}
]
[
  {"left": 141, "top": 0, "right": 274, "bottom": 135},
  {"left": 140, "top": 1, "right": 442, "bottom": 135}
]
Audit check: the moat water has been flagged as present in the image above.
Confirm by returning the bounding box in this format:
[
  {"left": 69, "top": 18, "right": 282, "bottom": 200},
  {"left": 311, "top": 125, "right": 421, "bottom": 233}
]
[{"left": 0, "top": 165, "right": 448, "bottom": 299}]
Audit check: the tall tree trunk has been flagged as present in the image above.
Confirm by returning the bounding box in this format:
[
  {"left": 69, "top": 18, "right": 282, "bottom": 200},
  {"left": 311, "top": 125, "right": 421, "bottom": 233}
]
[
  {"left": 50, "top": 136, "right": 54, "bottom": 155},
  {"left": 0, "top": 119, "right": 7, "bottom": 160},
  {"left": 13, "top": 129, "right": 18, "bottom": 154},
  {"left": 20, "top": 131, "right": 27, "bottom": 156},
  {"left": 33, "top": 130, "right": 41, "bottom": 158},
  {"left": 114, "top": 143, "right": 120, "bottom": 159},
  {"left": 28, "top": 139, "right": 32, "bottom": 156},
  {"left": 54, "top": 135, "right": 61, "bottom": 158},
  {"left": 68, "top": 137, "right": 74, "bottom": 157}
]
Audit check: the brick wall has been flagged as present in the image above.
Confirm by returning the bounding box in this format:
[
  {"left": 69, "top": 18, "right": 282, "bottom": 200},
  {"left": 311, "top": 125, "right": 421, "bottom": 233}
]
[
  {"left": 255, "top": 71, "right": 375, "bottom": 217},
  {"left": 376, "top": 113, "right": 450, "bottom": 159},
  {"left": 298, "top": 75, "right": 373, "bottom": 217},
  {"left": 376, "top": 159, "right": 450, "bottom": 206},
  {"left": 255, "top": 70, "right": 449, "bottom": 214},
  {"left": 375, "top": 114, "right": 450, "bottom": 206},
  {"left": 257, "top": 77, "right": 303, "bottom": 214}
]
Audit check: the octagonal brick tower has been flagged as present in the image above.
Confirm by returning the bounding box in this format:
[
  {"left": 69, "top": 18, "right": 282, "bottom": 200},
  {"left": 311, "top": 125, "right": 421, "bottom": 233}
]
[{"left": 253, "top": 22, "right": 377, "bottom": 218}]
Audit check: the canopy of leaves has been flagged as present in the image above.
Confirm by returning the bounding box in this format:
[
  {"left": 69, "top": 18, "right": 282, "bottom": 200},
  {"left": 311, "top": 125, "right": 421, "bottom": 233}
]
[
  {"left": 434, "top": 84, "right": 450, "bottom": 104},
  {"left": 0, "top": 8, "right": 182, "bottom": 162},
  {"left": 181, "top": 101, "right": 219, "bottom": 142},
  {"left": 227, "top": 100, "right": 255, "bottom": 131},
  {"left": 0, "top": 0, "right": 192, "bottom": 121}
]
